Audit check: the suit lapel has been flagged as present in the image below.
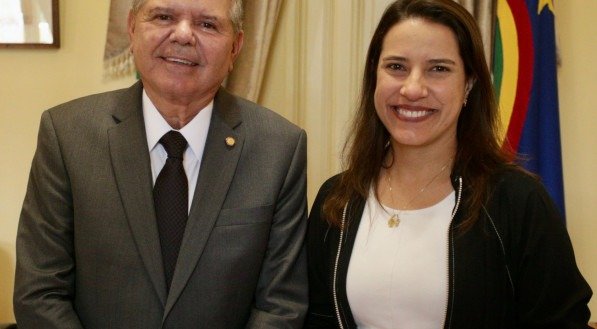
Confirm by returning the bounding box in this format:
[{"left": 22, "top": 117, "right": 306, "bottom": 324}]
[
  {"left": 108, "top": 82, "right": 168, "bottom": 305},
  {"left": 163, "top": 89, "right": 244, "bottom": 317}
]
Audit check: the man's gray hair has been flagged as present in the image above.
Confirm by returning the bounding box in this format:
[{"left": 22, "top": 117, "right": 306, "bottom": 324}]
[{"left": 131, "top": 0, "right": 244, "bottom": 33}]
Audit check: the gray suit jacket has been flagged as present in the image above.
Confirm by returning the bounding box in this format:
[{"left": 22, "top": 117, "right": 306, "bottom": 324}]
[{"left": 14, "top": 82, "right": 308, "bottom": 328}]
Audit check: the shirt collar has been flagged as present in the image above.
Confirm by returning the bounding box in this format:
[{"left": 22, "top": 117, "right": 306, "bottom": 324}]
[{"left": 142, "top": 90, "right": 213, "bottom": 159}]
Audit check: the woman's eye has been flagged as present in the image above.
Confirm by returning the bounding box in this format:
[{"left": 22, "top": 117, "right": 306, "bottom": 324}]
[
  {"left": 156, "top": 15, "right": 171, "bottom": 21},
  {"left": 432, "top": 65, "right": 450, "bottom": 72},
  {"left": 387, "top": 63, "right": 404, "bottom": 71}
]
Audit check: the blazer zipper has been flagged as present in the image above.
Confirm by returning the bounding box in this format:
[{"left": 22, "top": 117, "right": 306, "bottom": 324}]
[
  {"left": 443, "top": 176, "right": 462, "bottom": 329},
  {"left": 333, "top": 204, "right": 348, "bottom": 329}
]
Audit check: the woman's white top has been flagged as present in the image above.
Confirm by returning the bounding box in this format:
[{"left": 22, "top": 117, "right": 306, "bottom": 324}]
[{"left": 346, "top": 190, "right": 455, "bottom": 329}]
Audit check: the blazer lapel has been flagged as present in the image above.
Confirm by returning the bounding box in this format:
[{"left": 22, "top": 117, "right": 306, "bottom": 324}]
[
  {"left": 108, "top": 82, "right": 167, "bottom": 305},
  {"left": 163, "top": 89, "right": 244, "bottom": 317}
]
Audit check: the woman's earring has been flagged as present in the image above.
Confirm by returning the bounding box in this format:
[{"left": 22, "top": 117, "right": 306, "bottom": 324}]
[
  {"left": 463, "top": 84, "right": 472, "bottom": 107},
  {"left": 463, "top": 90, "right": 469, "bottom": 107}
]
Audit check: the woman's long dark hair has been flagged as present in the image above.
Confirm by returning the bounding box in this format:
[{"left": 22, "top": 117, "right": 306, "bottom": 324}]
[{"left": 323, "top": 0, "right": 514, "bottom": 231}]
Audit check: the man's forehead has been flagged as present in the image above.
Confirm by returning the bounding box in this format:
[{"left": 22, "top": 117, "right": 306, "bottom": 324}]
[{"left": 139, "top": 0, "right": 233, "bottom": 12}]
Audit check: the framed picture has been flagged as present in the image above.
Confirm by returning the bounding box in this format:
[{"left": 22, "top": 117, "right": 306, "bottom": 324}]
[{"left": 0, "top": 0, "right": 60, "bottom": 48}]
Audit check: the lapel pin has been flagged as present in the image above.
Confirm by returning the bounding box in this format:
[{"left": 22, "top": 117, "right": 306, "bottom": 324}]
[{"left": 225, "top": 137, "right": 236, "bottom": 147}]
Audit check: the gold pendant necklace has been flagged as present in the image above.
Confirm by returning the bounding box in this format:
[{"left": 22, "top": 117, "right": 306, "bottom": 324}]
[
  {"left": 388, "top": 214, "right": 400, "bottom": 228},
  {"left": 385, "top": 160, "right": 451, "bottom": 228}
]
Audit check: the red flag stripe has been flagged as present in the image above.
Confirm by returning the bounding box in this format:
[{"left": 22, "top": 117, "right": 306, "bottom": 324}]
[{"left": 504, "top": 0, "right": 534, "bottom": 152}]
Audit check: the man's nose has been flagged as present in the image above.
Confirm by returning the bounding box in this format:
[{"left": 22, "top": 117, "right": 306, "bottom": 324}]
[{"left": 170, "top": 20, "right": 196, "bottom": 46}]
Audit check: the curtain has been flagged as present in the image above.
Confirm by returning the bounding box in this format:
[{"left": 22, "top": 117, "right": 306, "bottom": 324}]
[
  {"left": 224, "top": 0, "right": 284, "bottom": 102},
  {"left": 104, "top": 0, "right": 134, "bottom": 78},
  {"left": 455, "top": 0, "right": 498, "bottom": 68},
  {"left": 103, "top": 0, "right": 284, "bottom": 103}
]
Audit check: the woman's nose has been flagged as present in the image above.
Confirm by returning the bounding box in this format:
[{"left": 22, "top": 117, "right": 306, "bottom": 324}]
[{"left": 400, "top": 72, "right": 428, "bottom": 100}]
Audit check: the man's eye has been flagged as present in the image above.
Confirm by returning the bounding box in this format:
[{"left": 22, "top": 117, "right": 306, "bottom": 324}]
[
  {"left": 156, "top": 14, "right": 172, "bottom": 21},
  {"left": 201, "top": 22, "right": 216, "bottom": 30}
]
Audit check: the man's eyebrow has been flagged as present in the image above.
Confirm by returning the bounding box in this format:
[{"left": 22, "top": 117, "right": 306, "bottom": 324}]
[
  {"left": 199, "top": 14, "right": 221, "bottom": 20},
  {"left": 146, "top": 7, "right": 174, "bottom": 15}
]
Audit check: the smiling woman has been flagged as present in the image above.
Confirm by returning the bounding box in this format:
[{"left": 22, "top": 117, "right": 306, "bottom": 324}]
[
  {"left": 304, "top": 0, "right": 593, "bottom": 328},
  {"left": 0, "top": 0, "right": 59, "bottom": 48}
]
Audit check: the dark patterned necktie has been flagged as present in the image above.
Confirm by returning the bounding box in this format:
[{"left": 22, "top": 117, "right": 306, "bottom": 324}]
[{"left": 153, "top": 130, "right": 188, "bottom": 291}]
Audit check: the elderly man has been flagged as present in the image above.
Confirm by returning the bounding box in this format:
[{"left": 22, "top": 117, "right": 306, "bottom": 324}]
[{"left": 13, "top": 0, "right": 308, "bottom": 328}]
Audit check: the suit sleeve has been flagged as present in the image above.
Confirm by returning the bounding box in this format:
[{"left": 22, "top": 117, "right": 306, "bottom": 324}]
[
  {"left": 13, "top": 111, "right": 84, "bottom": 329},
  {"left": 246, "top": 130, "right": 309, "bottom": 329}
]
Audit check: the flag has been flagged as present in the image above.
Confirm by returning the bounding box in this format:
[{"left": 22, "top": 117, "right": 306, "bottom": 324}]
[{"left": 493, "top": 0, "right": 566, "bottom": 219}]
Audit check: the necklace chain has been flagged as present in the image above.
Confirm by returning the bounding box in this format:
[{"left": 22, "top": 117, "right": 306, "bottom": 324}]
[{"left": 385, "top": 160, "right": 452, "bottom": 228}]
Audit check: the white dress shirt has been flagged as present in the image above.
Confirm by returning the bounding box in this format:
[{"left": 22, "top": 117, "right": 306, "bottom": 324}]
[{"left": 142, "top": 90, "right": 212, "bottom": 211}]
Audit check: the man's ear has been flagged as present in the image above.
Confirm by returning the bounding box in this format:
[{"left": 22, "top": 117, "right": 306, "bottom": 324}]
[
  {"left": 232, "top": 30, "right": 244, "bottom": 59},
  {"left": 127, "top": 10, "right": 136, "bottom": 42},
  {"left": 229, "top": 30, "right": 245, "bottom": 72}
]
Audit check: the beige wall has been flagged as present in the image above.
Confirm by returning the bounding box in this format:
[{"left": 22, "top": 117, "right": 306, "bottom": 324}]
[
  {"left": 555, "top": 0, "right": 597, "bottom": 319},
  {"left": 0, "top": 0, "right": 595, "bottom": 324}
]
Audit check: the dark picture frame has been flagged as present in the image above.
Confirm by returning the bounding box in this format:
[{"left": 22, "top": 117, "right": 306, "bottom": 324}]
[{"left": 0, "top": 0, "right": 60, "bottom": 48}]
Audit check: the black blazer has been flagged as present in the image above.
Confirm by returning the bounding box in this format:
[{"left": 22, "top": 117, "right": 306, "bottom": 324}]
[{"left": 305, "top": 169, "right": 592, "bottom": 328}]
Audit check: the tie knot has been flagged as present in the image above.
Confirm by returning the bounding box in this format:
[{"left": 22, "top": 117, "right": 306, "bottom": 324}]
[{"left": 159, "top": 131, "right": 187, "bottom": 159}]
